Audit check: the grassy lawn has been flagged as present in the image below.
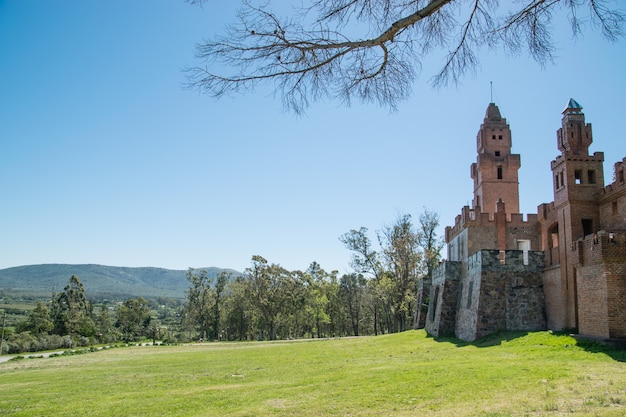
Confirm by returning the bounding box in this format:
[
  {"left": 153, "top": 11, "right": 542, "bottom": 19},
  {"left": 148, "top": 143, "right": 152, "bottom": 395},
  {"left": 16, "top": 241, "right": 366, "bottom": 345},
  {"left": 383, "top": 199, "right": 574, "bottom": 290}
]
[{"left": 1, "top": 330, "right": 625, "bottom": 416}]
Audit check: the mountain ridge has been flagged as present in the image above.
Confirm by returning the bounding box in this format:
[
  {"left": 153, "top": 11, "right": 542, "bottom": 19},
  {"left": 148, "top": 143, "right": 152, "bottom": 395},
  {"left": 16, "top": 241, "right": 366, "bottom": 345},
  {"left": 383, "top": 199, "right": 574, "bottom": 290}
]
[{"left": 0, "top": 263, "right": 241, "bottom": 299}]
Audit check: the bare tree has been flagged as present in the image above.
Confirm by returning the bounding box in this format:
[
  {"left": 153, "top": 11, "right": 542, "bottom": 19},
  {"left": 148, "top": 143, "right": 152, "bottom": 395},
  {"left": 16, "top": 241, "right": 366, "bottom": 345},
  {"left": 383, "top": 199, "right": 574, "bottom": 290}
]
[{"left": 185, "top": 0, "right": 624, "bottom": 113}]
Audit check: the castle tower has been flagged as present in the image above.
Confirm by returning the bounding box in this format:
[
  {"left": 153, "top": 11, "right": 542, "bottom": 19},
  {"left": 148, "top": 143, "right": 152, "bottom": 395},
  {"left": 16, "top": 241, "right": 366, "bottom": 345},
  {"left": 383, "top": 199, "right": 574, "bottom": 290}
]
[
  {"left": 542, "top": 98, "right": 605, "bottom": 330},
  {"left": 553, "top": 98, "right": 605, "bottom": 213},
  {"left": 471, "top": 103, "right": 521, "bottom": 217}
]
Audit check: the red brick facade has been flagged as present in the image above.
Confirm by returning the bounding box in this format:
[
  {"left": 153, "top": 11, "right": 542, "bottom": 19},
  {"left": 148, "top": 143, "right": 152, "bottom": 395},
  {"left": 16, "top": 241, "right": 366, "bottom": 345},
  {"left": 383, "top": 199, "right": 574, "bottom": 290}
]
[{"left": 425, "top": 100, "right": 626, "bottom": 341}]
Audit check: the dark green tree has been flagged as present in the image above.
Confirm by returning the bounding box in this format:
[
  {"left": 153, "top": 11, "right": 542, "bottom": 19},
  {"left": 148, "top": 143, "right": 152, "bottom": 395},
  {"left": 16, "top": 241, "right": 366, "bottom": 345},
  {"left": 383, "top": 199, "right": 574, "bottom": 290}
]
[
  {"left": 115, "top": 297, "right": 152, "bottom": 342},
  {"left": 302, "top": 262, "right": 332, "bottom": 338},
  {"left": 222, "top": 276, "right": 255, "bottom": 341},
  {"left": 211, "top": 271, "right": 230, "bottom": 340},
  {"left": 418, "top": 208, "right": 444, "bottom": 280},
  {"left": 18, "top": 301, "right": 53, "bottom": 335},
  {"left": 340, "top": 273, "right": 367, "bottom": 336},
  {"left": 340, "top": 228, "right": 385, "bottom": 334},
  {"left": 95, "top": 305, "right": 118, "bottom": 343},
  {"left": 183, "top": 268, "right": 215, "bottom": 341},
  {"left": 246, "top": 255, "right": 302, "bottom": 340},
  {"left": 379, "top": 214, "right": 421, "bottom": 332},
  {"left": 50, "top": 275, "right": 95, "bottom": 337}
]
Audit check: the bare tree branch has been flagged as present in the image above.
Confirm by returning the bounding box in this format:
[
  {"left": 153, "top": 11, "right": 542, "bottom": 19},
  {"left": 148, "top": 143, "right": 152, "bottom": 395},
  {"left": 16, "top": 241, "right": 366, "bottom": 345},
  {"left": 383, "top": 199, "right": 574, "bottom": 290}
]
[{"left": 185, "top": 0, "right": 625, "bottom": 113}]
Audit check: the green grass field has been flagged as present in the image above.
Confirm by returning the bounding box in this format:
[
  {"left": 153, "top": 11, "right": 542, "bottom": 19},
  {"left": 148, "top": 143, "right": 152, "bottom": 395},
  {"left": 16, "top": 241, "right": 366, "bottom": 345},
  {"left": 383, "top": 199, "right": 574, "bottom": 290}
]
[{"left": 1, "top": 330, "right": 625, "bottom": 416}]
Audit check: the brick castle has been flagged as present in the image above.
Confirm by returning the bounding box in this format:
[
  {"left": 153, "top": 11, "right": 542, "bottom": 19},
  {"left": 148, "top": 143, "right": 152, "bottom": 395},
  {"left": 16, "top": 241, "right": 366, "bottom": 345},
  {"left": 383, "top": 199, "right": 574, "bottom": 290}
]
[{"left": 419, "top": 99, "right": 626, "bottom": 341}]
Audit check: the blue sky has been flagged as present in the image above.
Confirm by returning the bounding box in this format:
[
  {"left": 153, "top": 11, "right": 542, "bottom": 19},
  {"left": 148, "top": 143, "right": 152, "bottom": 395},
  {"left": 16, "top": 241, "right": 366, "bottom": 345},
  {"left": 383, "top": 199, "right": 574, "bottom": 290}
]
[{"left": 1, "top": 1, "right": 624, "bottom": 274}]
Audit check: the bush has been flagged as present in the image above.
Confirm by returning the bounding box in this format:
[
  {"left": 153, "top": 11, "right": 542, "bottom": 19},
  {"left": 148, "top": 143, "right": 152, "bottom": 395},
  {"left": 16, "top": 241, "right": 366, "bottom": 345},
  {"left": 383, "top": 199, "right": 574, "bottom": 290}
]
[
  {"left": 4, "top": 332, "right": 97, "bottom": 354},
  {"left": 6, "top": 332, "right": 37, "bottom": 354}
]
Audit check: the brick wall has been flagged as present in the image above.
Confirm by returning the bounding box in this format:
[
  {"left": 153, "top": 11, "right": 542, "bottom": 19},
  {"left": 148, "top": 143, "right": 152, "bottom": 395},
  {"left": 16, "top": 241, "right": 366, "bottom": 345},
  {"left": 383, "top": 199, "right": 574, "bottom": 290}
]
[{"left": 575, "top": 231, "right": 626, "bottom": 338}]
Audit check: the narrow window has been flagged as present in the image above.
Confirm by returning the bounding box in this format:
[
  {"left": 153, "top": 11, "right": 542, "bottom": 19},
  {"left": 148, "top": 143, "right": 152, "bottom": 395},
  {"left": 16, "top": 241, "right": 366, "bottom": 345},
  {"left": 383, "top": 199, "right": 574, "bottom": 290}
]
[
  {"left": 575, "top": 170, "right": 583, "bottom": 184},
  {"left": 582, "top": 219, "right": 593, "bottom": 237},
  {"left": 551, "top": 232, "right": 559, "bottom": 248},
  {"left": 492, "top": 135, "right": 496, "bottom": 140},
  {"left": 497, "top": 165, "right": 503, "bottom": 180},
  {"left": 619, "top": 170, "right": 624, "bottom": 183},
  {"left": 495, "top": 151, "right": 501, "bottom": 157},
  {"left": 588, "top": 170, "right": 596, "bottom": 184},
  {"left": 560, "top": 171, "right": 564, "bottom": 187},
  {"left": 467, "top": 282, "right": 474, "bottom": 309},
  {"left": 498, "top": 135, "right": 503, "bottom": 140},
  {"left": 612, "top": 201, "right": 618, "bottom": 215},
  {"left": 555, "top": 174, "right": 560, "bottom": 189}
]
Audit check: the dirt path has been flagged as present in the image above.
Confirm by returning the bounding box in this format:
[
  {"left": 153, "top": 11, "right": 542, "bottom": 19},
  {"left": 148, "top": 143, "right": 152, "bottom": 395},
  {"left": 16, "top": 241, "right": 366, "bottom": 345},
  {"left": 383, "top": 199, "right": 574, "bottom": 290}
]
[{"left": 0, "top": 351, "right": 66, "bottom": 363}]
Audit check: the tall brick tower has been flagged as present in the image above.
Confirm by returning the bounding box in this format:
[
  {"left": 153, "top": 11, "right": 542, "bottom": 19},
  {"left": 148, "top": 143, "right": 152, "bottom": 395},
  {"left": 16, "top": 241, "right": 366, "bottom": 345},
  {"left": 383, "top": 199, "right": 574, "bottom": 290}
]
[
  {"left": 471, "top": 103, "right": 521, "bottom": 217},
  {"left": 543, "top": 98, "right": 605, "bottom": 329}
]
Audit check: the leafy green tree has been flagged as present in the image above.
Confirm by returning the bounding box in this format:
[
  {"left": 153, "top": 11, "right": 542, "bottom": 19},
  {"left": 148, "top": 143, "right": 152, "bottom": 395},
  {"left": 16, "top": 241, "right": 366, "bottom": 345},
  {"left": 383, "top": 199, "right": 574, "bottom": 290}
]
[
  {"left": 302, "top": 262, "right": 332, "bottom": 338},
  {"left": 246, "top": 255, "right": 302, "bottom": 340},
  {"left": 414, "top": 208, "right": 444, "bottom": 327},
  {"left": 340, "top": 273, "right": 367, "bottom": 336},
  {"left": 19, "top": 301, "right": 54, "bottom": 335},
  {"left": 340, "top": 228, "right": 384, "bottom": 280},
  {"left": 379, "top": 214, "right": 421, "bottom": 332},
  {"left": 418, "top": 208, "right": 444, "bottom": 280},
  {"left": 341, "top": 214, "right": 428, "bottom": 333},
  {"left": 183, "top": 268, "right": 215, "bottom": 341},
  {"left": 211, "top": 271, "right": 230, "bottom": 340},
  {"left": 50, "top": 275, "right": 95, "bottom": 337},
  {"left": 222, "top": 276, "right": 255, "bottom": 341},
  {"left": 340, "top": 227, "right": 388, "bottom": 334},
  {"left": 115, "top": 297, "right": 152, "bottom": 342},
  {"left": 95, "top": 305, "right": 118, "bottom": 343}
]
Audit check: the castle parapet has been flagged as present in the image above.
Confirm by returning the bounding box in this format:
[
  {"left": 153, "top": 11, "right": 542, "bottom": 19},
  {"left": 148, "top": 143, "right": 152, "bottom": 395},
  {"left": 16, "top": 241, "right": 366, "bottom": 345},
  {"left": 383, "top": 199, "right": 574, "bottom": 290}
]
[
  {"left": 572, "top": 231, "right": 626, "bottom": 267},
  {"left": 550, "top": 151, "right": 605, "bottom": 170},
  {"left": 445, "top": 203, "right": 540, "bottom": 248}
]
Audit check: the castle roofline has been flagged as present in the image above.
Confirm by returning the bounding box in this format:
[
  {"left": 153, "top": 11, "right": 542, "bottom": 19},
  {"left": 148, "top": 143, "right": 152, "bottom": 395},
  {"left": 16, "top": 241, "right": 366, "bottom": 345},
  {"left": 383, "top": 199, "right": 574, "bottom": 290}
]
[
  {"left": 562, "top": 98, "right": 583, "bottom": 114},
  {"left": 485, "top": 102, "right": 502, "bottom": 121}
]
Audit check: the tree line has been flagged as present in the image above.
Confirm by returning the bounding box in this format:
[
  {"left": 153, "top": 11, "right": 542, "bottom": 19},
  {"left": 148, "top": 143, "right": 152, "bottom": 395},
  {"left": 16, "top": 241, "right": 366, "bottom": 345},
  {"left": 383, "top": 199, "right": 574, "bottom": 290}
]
[
  {"left": 1, "top": 210, "right": 442, "bottom": 353},
  {"left": 181, "top": 210, "right": 443, "bottom": 341},
  {"left": 2, "top": 275, "right": 156, "bottom": 354}
]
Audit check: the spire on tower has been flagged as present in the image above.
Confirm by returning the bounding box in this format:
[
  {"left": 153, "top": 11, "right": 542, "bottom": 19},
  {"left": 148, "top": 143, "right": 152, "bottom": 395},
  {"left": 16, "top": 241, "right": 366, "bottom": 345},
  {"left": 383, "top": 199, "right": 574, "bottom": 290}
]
[{"left": 562, "top": 98, "right": 583, "bottom": 114}]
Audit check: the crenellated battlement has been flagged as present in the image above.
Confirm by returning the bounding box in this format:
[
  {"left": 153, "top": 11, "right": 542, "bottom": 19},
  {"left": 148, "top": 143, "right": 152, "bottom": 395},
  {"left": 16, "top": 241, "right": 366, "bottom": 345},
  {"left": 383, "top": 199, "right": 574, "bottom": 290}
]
[
  {"left": 446, "top": 204, "right": 538, "bottom": 243},
  {"left": 550, "top": 151, "right": 604, "bottom": 169},
  {"left": 572, "top": 231, "right": 626, "bottom": 267},
  {"left": 601, "top": 157, "right": 626, "bottom": 199}
]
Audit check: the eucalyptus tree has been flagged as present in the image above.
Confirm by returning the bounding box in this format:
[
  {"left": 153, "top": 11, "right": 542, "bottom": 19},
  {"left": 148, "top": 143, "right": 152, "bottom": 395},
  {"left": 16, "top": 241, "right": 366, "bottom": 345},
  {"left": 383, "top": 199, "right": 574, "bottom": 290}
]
[
  {"left": 211, "top": 271, "right": 230, "bottom": 340},
  {"left": 413, "top": 208, "right": 445, "bottom": 327},
  {"left": 340, "top": 227, "right": 387, "bottom": 333},
  {"left": 19, "top": 301, "right": 53, "bottom": 335},
  {"left": 186, "top": 0, "right": 624, "bottom": 113},
  {"left": 222, "top": 276, "right": 255, "bottom": 340},
  {"left": 246, "top": 255, "right": 305, "bottom": 340},
  {"left": 379, "top": 214, "right": 421, "bottom": 332},
  {"left": 95, "top": 305, "right": 118, "bottom": 343},
  {"left": 339, "top": 273, "right": 367, "bottom": 336},
  {"left": 50, "top": 275, "right": 95, "bottom": 337},
  {"left": 183, "top": 268, "right": 216, "bottom": 341},
  {"left": 418, "top": 208, "right": 444, "bottom": 280},
  {"left": 298, "top": 262, "right": 330, "bottom": 338},
  {"left": 115, "top": 297, "right": 152, "bottom": 342}
]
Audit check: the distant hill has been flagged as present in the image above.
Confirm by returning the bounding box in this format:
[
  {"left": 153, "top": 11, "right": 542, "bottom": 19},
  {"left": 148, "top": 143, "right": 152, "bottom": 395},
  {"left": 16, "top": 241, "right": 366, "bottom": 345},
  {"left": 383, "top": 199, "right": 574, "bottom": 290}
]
[{"left": 0, "top": 264, "right": 241, "bottom": 300}]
